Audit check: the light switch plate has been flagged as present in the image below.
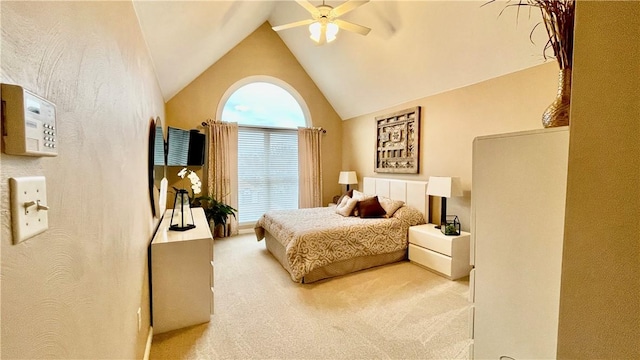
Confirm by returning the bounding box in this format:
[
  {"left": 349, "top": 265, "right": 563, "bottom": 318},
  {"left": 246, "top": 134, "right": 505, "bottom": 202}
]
[{"left": 10, "top": 176, "right": 49, "bottom": 244}]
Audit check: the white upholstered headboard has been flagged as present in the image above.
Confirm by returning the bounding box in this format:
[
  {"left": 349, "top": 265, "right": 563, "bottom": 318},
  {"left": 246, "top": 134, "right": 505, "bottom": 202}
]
[{"left": 362, "top": 177, "right": 429, "bottom": 222}]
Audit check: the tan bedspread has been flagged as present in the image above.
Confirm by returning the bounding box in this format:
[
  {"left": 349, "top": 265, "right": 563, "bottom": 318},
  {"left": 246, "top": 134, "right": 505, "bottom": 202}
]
[{"left": 255, "top": 206, "right": 425, "bottom": 282}]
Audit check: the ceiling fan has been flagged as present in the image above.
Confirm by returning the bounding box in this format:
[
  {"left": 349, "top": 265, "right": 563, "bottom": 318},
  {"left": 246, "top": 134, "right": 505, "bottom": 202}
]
[{"left": 272, "top": 0, "right": 371, "bottom": 45}]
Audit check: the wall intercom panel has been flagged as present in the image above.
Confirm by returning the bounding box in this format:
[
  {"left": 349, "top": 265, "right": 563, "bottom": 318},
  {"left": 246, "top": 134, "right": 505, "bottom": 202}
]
[{"left": 1, "top": 83, "right": 58, "bottom": 157}]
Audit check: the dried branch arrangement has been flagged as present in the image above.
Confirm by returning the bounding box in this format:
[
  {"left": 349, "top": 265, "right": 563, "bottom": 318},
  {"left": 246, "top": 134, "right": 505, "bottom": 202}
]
[{"left": 486, "top": 0, "right": 575, "bottom": 69}]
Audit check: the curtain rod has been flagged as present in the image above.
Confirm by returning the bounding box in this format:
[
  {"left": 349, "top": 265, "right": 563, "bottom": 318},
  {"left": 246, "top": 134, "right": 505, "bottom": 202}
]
[{"left": 201, "top": 121, "right": 326, "bottom": 133}]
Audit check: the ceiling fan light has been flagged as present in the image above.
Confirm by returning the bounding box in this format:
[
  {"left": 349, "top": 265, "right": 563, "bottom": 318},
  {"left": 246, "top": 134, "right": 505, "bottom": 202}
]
[
  {"left": 309, "top": 22, "right": 321, "bottom": 43},
  {"left": 326, "top": 22, "right": 339, "bottom": 43}
]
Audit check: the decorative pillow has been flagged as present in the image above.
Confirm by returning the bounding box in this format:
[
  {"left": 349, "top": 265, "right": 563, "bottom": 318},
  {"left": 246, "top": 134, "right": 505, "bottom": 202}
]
[
  {"left": 335, "top": 195, "right": 358, "bottom": 217},
  {"left": 336, "top": 189, "right": 354, "bottom": 207},
  {"left": 358, "top": 196, "right": 387, "bottom": 218},
  {"left": 378, "top": 197, "right": 405, "bottom": 217},
  {"left": 352, "top": 190, "right": 377, "bottom": 215},
  {"left": 352, "top": 189, "right": 375, "bottom": 201}
]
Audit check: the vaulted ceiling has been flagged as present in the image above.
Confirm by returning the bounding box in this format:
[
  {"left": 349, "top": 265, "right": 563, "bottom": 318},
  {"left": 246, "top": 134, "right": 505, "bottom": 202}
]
[{"left": 133, "top": 0, "right": 549, "bottom": 119}]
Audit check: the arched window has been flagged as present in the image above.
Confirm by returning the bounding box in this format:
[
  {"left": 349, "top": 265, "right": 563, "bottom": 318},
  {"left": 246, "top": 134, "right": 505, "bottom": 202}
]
[
  {"left": 221, "top": 82, "right": 307, "bottom": 128},
  {"left": 219, "top": 77, "right": 310, "bottom": 225}
]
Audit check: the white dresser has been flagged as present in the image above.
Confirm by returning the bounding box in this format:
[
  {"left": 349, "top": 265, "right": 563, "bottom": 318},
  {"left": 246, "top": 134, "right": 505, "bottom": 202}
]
[
  {"left": 408, "top": 223, "right": 471, "bottom": 280},
  {"left": 470, "top": 128, "right": 569, "bottom": 359},
  {"left": 151, "top": 207, "right": 214, "bottom": 334}
]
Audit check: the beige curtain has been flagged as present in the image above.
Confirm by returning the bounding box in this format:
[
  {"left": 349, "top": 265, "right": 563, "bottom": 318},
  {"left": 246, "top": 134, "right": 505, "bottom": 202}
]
[
  {"left": 206, "top": 119, "right": 238, "bottom": 237},
  {"left": 298, "top": 127, "right": 323, "bottom": 208}
]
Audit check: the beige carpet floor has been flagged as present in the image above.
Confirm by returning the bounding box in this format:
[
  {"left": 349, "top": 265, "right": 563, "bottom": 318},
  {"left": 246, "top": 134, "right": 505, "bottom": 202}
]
[{"left": 150, "top": 233, "right": 471, "bottom": 359}]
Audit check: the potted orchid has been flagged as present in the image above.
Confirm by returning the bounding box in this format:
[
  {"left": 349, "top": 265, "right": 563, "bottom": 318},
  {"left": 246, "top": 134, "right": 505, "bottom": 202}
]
[
  {"left": 177, "top": 167, "right": 202, "bottom": 200},
  {"left": 177, "top": 167, "right": 237, "bottom": 236}
]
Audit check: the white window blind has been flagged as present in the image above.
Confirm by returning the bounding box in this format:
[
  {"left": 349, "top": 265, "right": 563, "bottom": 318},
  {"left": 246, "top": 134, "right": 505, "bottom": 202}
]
[{"left": 238, "top": 126, "right": 298, "bottom": 224}]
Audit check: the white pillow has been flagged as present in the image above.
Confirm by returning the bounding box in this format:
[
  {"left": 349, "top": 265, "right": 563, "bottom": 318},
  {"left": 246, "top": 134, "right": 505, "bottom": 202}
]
[
  {"left": 335, "top": 195, "right": 358, "bottom": 217},
  {"left": 352, "top": 189, "right": 375, "bottom": 201},
  {"left": 378, "top": 196, "right": 405, "bottom": 217}
]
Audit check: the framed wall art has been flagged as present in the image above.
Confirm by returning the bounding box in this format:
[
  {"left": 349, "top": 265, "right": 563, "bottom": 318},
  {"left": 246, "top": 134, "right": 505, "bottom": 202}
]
[{"left": 375, "top": 106, "right": 421, "bottom": 173}]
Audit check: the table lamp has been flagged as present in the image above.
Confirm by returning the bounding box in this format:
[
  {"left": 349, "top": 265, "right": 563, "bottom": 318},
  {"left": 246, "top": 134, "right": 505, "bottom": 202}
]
[
  {"left": 338, "top": 171, "right": 358, "bottom": 191},
  {"left": 426, "top": 176, "right": 462, "bottom": 229}
]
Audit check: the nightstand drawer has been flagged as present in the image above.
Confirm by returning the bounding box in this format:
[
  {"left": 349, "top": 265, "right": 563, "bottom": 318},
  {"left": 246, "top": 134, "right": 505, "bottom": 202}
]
[
  {"left": 409, "top": 225, "right": 453, "bottom": 256},
  {"left": 409, "top": 244, "right": 453, "bottom": 277}
]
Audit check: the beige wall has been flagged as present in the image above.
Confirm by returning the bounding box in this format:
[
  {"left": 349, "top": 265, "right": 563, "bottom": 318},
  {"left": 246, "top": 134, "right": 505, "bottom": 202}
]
[
  {"left": 165, "top": 22, "right": 344, "bottom": 206},
  {"left": 557, "top": 1, "right": 640, "bottom": 358},
  {"left": 1, "top": 2, "right": 164, "bottom": 359},
  {"left": 343, "top": 62, "right": 559, "bottom": 229}
]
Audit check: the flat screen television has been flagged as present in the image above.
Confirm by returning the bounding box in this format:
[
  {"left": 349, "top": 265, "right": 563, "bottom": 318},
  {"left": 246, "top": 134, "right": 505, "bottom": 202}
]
[{"left": 187, "top": 130, "right": 205, "bottom": 166}]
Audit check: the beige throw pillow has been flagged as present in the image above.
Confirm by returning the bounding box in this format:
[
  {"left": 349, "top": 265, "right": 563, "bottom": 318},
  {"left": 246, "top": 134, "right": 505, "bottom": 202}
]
[
  {"left": 336, "top": 189, "right": 354, "bottom": 207},
  {"left": 378, "top": 197, "right": 405, "bottom": 217},
  {"left": 335, "top": 195, "right": 358, "bottom": 217}
]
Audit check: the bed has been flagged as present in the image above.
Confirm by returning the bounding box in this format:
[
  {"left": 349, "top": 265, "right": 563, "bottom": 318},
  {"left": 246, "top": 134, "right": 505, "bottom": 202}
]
[{"left": 255, "top": 177, "right": 429, "bottom": 283}]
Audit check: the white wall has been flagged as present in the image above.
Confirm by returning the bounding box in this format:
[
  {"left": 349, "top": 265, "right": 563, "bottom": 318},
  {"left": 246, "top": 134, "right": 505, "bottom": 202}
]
[
  {"left": 1, "top": 2, "right": 164, "bottom": 358},
  {"left": 342, "top": 63, "right": 559, "bottom": 230},
  {"left": 165, "top": 22, "right": 345, "bottom": 206}
]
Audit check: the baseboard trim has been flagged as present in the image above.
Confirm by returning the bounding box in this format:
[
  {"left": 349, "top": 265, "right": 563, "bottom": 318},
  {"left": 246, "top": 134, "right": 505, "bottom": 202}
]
[
  {"left": 143, "top": 326, "right": 153, "bottom": 360},
  {"left": 238, "top": 227, "right": 253, "bottom": 235}
]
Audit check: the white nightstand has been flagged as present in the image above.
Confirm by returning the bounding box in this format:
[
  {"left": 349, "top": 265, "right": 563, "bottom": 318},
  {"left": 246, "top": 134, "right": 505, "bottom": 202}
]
[{"left": 408, "top": 223, "right": 471, "bottom": 280}]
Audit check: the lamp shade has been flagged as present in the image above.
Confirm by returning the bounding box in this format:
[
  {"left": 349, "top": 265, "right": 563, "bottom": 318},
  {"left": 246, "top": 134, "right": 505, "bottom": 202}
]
[
  {"left": 338, "top": 171, "right": 358, "bottom": 185},
  {"left": 426, "top": 176, "right": 463, "bottom": 198},
  {"left": 325, "top": 22, "right": 339, "bottom": 43},
  {"left": 309, "top": 22, "right": 321, "bottom": 43}
]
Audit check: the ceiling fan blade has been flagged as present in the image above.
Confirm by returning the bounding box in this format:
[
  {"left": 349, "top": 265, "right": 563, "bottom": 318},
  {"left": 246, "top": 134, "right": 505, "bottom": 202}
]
[
  {"left": 272, "top": 19, "right": 314, "bottom": 32},
  {"left": 295, "top": 0, "right": 320, "bottom": 16},
  {"left": 334, "top": 19, "right": 371, "bottom": 36},
  {"left": 332, "top": 0, "right": 369, "bottom": 17}
]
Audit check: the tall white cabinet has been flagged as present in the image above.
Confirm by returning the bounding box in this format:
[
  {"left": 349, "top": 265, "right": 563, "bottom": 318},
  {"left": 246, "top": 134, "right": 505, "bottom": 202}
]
[{"left": 470, "top": 128, "right": 569, "bottom": 359}]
